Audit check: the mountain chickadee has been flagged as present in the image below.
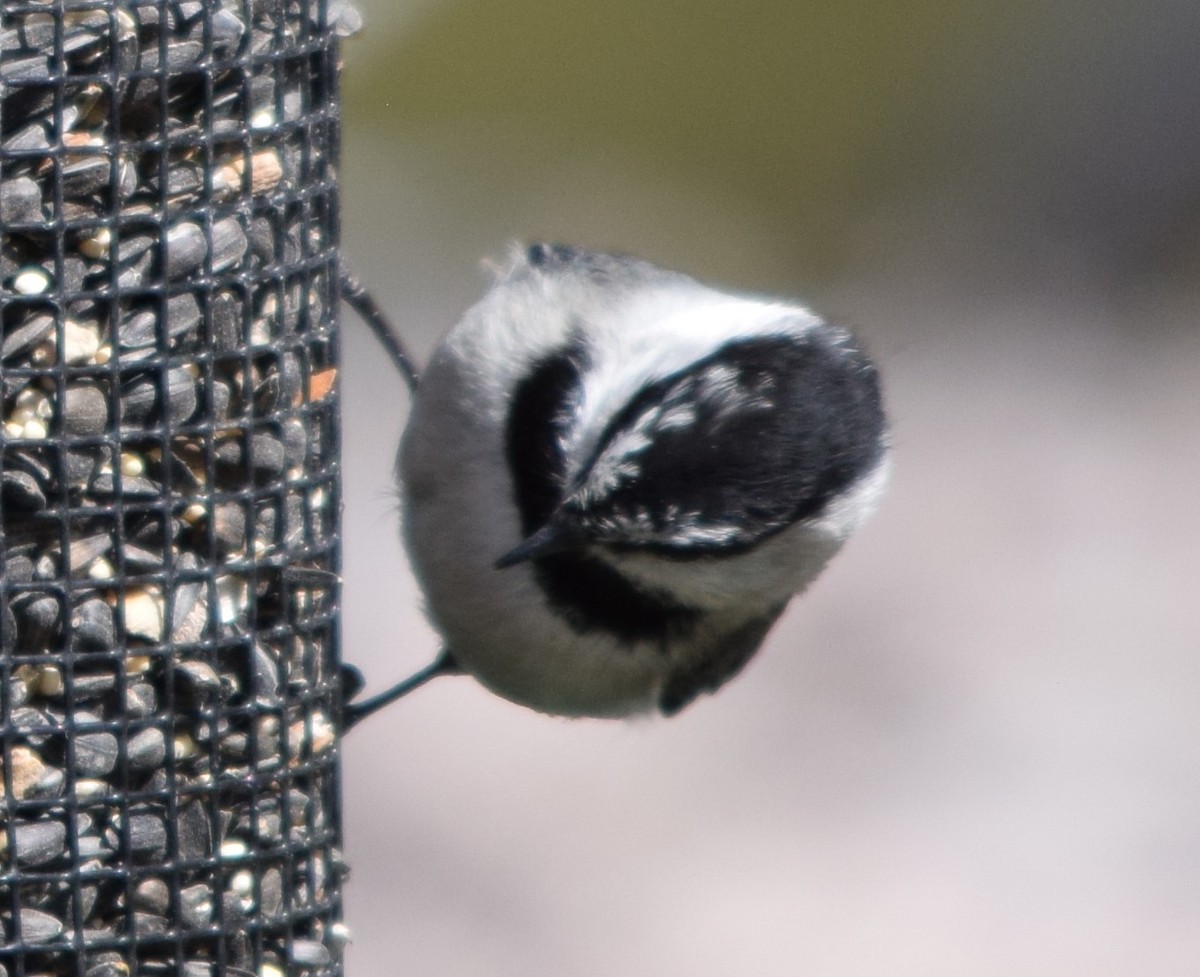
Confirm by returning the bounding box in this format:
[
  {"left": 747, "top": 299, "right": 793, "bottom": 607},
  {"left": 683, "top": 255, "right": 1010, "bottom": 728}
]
[{"left": 350, "top": 244, "right": 889, "bottom": 722}]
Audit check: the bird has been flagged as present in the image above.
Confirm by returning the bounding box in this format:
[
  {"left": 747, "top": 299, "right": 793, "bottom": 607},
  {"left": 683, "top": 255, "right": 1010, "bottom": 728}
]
[{"left": 345, "top": 243, "right": 889, "bottom": 723}]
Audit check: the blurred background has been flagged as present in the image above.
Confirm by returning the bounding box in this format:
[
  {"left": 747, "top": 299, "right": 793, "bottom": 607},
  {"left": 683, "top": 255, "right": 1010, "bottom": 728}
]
[{"left": 335, "top": 2, "right": 1200, "bottom": 974}]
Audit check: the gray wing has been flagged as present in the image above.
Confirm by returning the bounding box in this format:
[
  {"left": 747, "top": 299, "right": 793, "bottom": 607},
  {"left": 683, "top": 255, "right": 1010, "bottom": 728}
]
[{"left": 657, "top": 606, "right": 786, "bottom": 715}]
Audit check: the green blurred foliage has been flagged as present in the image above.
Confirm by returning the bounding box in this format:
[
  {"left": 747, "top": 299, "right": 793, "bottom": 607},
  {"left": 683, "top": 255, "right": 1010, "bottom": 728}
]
[
  {"left": 345, "top": 0, "right": 1046, "bottom": 276},
  {"left": 344, "top": 0, "right": 1200, "bottom": 289}
]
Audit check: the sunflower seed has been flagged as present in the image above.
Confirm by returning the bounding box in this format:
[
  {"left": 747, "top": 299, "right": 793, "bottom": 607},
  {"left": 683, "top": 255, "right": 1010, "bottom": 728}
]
[
  {"left": 124, "top": 727, "right": 165, "bottom": 772},
  {"left": 62, "top": 382, "right": 109, "bottom": 435},
  {"left": 10, "top": 819, "right": 67, "bottom": 867},
  {"left": 2, "top": 312, "right": 54, "bottom": 359},
  {"left": 0, "top": 176, "right": 42, "bottom": 223},
  {"left": 163, "top": 222, "right": 207, "bottom": 279},
  {"left": 73, "top": 728, "right": 119, "bottom": 777},
  {"left": 72, "top": 597, "right": 116, "bottom": 650},
  {"left": 2, "top": 906, "right": 65, "bottom": 944},
  {"left": 1, "top": 469, "right": 46, "bottom": 510}
]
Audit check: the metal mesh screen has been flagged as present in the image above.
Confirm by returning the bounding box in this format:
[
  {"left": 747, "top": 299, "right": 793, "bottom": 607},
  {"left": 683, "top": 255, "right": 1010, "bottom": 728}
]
[{"left": 1, "top": 2, "right": 354, "bottom": 974}]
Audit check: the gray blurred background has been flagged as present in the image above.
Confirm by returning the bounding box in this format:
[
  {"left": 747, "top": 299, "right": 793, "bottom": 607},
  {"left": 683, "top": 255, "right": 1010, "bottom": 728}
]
[{"left": 335, "top": 2, "right": 1200, "bottom": 974}]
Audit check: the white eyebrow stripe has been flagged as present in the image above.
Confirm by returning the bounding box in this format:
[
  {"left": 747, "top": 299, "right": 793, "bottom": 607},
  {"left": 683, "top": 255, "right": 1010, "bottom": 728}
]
[{"left": 562, "top": 288, "right": 819, "bottom": 484}]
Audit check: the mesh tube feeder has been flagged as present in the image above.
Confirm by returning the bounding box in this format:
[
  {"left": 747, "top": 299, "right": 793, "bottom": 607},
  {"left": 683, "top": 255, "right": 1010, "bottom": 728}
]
[{"left": 1, "top": 2, "right": 356, "bottom": 974}]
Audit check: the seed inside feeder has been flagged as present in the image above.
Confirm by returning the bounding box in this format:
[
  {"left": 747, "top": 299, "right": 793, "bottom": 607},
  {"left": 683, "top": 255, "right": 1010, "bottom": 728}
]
[{"left": 1, "top": 2, "right": 350, "bottom": 972}]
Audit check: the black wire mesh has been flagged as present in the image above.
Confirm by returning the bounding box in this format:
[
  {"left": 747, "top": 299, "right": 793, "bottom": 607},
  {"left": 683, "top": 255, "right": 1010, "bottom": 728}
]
[{"left": 1, "top": 2, "right": 356, "bottom": 974}]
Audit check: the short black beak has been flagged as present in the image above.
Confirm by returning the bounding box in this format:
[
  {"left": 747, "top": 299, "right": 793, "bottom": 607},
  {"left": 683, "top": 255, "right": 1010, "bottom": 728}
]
[{"left": 495, "top": 518, "right": 583, "bottom": 569}]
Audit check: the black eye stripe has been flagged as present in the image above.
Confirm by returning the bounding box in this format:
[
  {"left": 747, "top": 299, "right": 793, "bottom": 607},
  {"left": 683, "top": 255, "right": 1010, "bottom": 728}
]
[
  {"left": 504, "top": 343, "right": 585, "bottom": 535},
  {"left": 505, "top": 342, "right": 697, "bottom": 644}
]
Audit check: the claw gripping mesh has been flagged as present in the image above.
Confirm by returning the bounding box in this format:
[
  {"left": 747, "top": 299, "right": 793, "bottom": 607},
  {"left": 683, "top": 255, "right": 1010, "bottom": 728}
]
[{"left": 1, "top": 2, "right": 350, "bottom": 975}]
